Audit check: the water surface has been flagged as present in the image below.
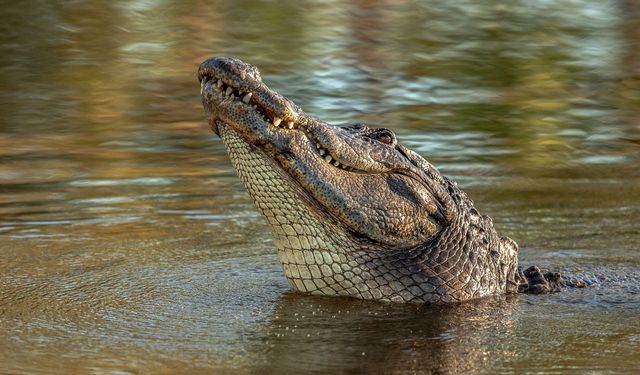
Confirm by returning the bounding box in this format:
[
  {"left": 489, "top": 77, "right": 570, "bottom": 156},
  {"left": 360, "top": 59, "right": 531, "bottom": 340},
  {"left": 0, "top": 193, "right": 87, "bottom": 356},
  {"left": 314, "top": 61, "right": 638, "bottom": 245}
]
[{"left": 1, "top": 1, "right": 639, "bottom": 373}]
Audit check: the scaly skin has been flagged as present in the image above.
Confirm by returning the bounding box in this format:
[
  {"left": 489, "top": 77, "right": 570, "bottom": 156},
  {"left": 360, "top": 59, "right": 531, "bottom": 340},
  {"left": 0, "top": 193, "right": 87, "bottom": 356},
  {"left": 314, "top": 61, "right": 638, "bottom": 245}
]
[{"left": 197, "top": 57, "right": 568, "bottom": 303}]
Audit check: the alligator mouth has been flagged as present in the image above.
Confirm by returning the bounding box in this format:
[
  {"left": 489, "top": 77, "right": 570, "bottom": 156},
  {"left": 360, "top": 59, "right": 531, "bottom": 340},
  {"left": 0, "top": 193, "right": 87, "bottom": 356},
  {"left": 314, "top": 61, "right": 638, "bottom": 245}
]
[
  {"left": 200, "top": 73, "right": 298, "bottom": 130},
  {"left": 198, "top": 72, "right": 356, "bottom": 171},
  {"left": 198, "top": 58, "right": 448, "bottom": 249}
]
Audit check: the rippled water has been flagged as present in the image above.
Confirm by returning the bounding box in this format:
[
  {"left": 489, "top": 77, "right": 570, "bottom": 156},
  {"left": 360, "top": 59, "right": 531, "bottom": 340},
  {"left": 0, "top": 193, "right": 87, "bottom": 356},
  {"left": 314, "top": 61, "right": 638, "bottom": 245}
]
[{"left": 1, "top": 1, "right": 639, "bottom": 373}]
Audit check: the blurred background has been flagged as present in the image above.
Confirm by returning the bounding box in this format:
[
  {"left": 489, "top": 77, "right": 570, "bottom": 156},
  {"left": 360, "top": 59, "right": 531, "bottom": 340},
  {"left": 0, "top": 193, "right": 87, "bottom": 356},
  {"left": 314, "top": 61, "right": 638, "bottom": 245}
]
[{"left": 0, "top": 0, "right": 639, "bottom": 373}]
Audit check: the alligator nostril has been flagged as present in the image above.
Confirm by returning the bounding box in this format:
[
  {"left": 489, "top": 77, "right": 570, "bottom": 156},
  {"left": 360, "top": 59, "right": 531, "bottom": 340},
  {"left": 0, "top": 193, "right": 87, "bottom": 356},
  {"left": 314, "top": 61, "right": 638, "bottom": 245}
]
[{"left": 247, "top": 65, "right": 262, "bottom": 82}]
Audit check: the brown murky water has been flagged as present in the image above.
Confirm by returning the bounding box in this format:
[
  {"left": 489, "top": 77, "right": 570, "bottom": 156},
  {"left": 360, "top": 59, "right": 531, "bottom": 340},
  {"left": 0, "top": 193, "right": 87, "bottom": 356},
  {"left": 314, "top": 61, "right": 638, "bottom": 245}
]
[{"left": 1, "top": 1, "right": 639, "bottom": 373}]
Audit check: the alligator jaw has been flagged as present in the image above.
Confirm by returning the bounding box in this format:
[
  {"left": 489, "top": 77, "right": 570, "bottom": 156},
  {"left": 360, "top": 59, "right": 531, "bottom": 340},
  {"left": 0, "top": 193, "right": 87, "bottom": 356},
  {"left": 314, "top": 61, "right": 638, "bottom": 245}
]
[
  {"left": 198, "top": 71, "right": 359, "bottom": 171},
  {"left": 198, "top": 57, "right": 445, "bottom": 249},
  {"left": 197, "top": 57, "right": 300, "bottom": 137},
  {"left": 198, "top": 57, "right": 386, "bottom": 172}
]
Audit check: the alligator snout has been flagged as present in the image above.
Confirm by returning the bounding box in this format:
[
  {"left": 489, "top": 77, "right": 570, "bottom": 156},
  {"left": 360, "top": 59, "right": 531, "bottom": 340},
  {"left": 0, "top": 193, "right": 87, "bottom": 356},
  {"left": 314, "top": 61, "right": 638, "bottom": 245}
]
[
  {"left": 198, "top": 57, "right": 262, "bottom": 84},
  {"left": 198, "top": 56, "right": 301, "bottom": 137}
]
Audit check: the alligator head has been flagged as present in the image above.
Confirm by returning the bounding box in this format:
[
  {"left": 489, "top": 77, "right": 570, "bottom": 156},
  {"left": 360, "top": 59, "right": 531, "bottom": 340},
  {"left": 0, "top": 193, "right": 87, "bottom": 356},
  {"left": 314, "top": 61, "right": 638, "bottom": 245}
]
[{"left": 198, "top": 57, "right": 523, "bottom": 303}]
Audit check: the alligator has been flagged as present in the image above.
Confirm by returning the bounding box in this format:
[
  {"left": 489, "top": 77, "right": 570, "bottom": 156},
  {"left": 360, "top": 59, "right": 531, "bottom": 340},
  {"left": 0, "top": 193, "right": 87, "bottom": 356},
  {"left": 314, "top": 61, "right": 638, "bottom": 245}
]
[{"left": 197, "top": 57, "right": 582, "bottom": 303}]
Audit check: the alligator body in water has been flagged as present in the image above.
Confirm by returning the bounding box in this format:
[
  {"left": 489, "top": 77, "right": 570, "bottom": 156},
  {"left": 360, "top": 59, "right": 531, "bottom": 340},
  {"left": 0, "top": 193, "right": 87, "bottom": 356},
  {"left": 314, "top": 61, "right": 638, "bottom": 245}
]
[{"left": 197, "top": 57, "right": 578, "bottom": 303}]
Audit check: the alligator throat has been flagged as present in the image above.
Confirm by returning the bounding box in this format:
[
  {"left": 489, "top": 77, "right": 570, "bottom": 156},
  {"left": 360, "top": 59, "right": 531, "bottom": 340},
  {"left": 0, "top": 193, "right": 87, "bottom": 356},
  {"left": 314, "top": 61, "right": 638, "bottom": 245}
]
[{"left": 198, "top": 56, "right": 566, "bottom": 303}]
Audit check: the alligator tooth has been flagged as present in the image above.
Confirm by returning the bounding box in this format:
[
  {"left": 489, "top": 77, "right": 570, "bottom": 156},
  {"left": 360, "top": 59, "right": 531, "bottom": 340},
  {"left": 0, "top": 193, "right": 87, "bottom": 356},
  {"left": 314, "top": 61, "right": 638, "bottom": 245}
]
[
  {"left": 333, "top": 160, "right": 340, "bottom": 167},
  {"left": 287, "top": 122, "right": 295, "bottom": 129},
  {"left": 319, "top": 149, "right": 326, "bottom": 156},
  {"left": 200, "top": 80, "right": 205, "bottom": 95},
  {"left": 243, "top": 92, "right": 253, "bottom": 103},
  {"left": 316, "top": 143, "right": 321, "bottom": 149},
  {"left": 324, "top": 155, "right": 333, "bottom": 163},
  {"left": 217, "top": 80, "right": 224, "bottom": 88},
  {"left": 226, "top": 87, "right": 233, "bottom": 96},
  {"left": 273, "top": 118, "right": 282, "bottom": 127}
]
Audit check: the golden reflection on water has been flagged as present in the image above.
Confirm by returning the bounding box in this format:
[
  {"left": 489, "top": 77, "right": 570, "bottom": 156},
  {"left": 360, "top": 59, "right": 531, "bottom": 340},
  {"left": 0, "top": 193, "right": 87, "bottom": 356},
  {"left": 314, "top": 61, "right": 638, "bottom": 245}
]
[{"left": 1, "top": 0, "right": 639, "bottom": 373}]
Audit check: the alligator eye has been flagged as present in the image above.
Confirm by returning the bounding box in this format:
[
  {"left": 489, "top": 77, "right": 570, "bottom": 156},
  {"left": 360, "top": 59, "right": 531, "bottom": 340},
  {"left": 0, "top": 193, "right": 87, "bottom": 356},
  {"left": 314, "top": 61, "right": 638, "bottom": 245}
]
[
  {"left": 378, "top": 134, "right": 392, "bottom": 145},
  {"left": 373, "top": 130, "right": 395, "bottom": 145}
]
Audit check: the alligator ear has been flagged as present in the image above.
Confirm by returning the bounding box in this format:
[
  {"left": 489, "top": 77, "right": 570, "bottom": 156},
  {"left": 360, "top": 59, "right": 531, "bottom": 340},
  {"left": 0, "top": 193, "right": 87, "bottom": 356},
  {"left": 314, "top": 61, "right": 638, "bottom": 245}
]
[{"left": 396, "top": 144, "right": 457, "bottom": 223}]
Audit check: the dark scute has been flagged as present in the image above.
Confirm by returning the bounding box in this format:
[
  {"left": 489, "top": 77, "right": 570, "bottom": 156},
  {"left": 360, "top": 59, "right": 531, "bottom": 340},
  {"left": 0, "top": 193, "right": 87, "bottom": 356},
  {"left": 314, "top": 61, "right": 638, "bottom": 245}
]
[{"left": 385, "top": 175, "right": 422, "bottom": 207}]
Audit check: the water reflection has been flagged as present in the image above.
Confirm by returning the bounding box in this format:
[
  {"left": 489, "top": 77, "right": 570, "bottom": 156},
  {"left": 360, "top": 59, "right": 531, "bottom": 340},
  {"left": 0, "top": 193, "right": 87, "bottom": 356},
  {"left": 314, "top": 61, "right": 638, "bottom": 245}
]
[{"left": 254, "top": 294, "right": 520, "bottom": 374}]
